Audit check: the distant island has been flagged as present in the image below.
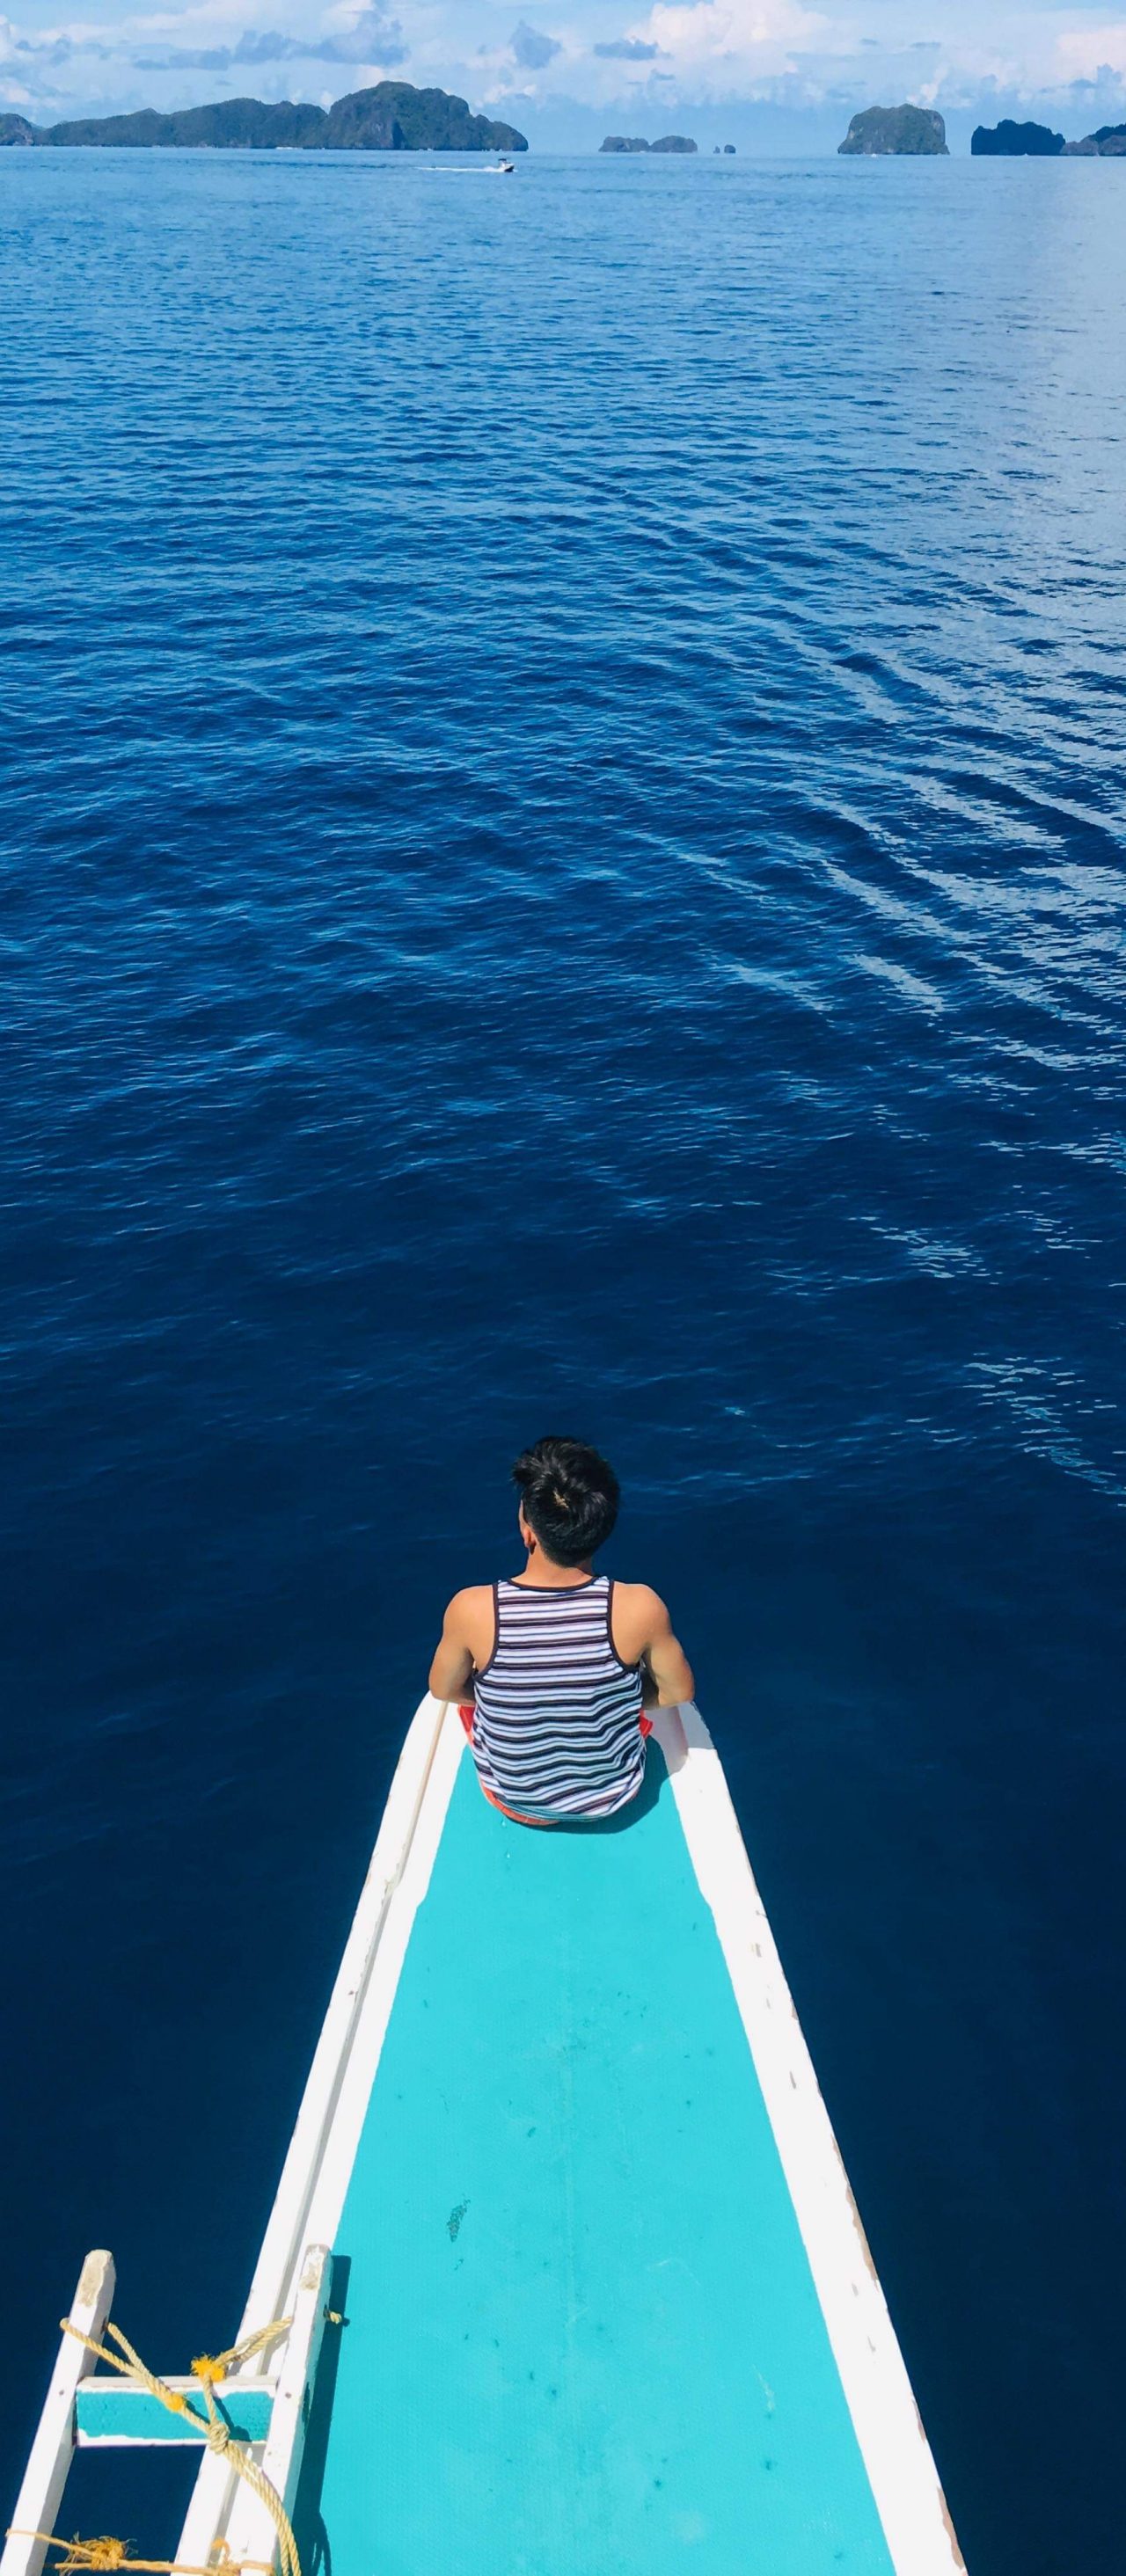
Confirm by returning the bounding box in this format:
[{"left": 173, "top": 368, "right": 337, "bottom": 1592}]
[
  {"left": 1062, "top": 122, "right": 1126, "bottom": 155},
  {"left": 971, "top": 119, "right": 1063, "bottom": 155},
  {"left": 600, "top": 134, "right": 698, "bottom": 154},
  {"left": 7, "top": 91, "right": 1125, "bottom": 159},
  {"left": 0, "top": 82, "right": 528, "bottom": 151},
  {"left": 969, "top": 114, "right": 1126, "bottom": 153},
  {"left": 837, "top": 105, "right": 948, "bottom": 154},
  {"left": 837, "top": 100, "right": 1126, "bottom": 157}
]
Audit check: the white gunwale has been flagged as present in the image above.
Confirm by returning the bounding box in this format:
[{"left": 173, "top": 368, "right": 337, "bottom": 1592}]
[{"left": 654, "top": 1703, "right": 966, "bottom": 2576}]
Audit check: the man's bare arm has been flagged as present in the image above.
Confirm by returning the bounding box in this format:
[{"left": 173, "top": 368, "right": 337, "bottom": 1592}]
[
  {"left": 641, "top": 1595, "right": 695, "bottom": 1706},
  {"left": 612, "top": 1585, "right": 695, "bottom": 1706},
  {"left": 428, "top": 1586, "right": 494, "bottom": 1704},
  {"left": 429, "top": 1594, "right": 475, "bottom": 1704}
]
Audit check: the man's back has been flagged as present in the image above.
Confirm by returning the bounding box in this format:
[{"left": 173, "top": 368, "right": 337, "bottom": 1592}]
[{"left": 428, "top": 1435, "right": 693, "bottom": 1827}]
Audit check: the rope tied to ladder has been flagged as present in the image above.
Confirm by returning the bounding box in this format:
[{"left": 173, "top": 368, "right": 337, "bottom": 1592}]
[
  {"left": 45, "top": 2315, "right": 302, "bottom": 2576},
  {"left": 9, "top": 2535, "right": 276, "bottom": 2576}
]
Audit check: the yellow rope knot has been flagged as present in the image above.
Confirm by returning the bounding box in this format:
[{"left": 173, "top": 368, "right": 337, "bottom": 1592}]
[
  {"left": 191, "top": 2358, "right": 226, "bottom": 2389},
  {"left": 6, "top": 2538, "right": 279, "bottom": 2576},
  {"left": 5, "top": 2542, "right": 128, "bottom": 2576}
]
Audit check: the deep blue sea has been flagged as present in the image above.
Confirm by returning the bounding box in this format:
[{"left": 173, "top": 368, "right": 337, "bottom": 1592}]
[{"left": 2, "top": 145, "right": 1124, "bottom": 2573}]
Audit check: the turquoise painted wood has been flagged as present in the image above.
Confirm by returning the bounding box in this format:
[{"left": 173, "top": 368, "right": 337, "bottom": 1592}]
[
  {"left": 74, "top": 2385, "right": 274, "bottom": 2446},
  {"left": 311, "top": 1743, "right": 896, "bottom": 2576}
]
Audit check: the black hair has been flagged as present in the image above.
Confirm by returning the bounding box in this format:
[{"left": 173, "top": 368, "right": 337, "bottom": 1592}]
[{"left": 511, "top": 1435, "right": 620, "bottom": 1568}]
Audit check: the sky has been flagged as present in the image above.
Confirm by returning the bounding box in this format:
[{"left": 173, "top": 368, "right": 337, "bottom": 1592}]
[{"left": 4, "top": 0, "right": 1126, "bottom": 149}]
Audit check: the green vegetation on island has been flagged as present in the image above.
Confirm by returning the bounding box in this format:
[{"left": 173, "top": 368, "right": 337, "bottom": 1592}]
[
  {"left": 599, "top": 134, "right": 698, "bottom": 154},
  {"left": 837, "top": 104, "right": 948, "bottom": 154},
  {"left": 3, "top": 83, "right": 528, "bottom": 152}
]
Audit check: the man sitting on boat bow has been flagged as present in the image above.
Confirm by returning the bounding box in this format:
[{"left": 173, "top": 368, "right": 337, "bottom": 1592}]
[{"left": 429, "top": 1434, "right": 694, "bottom": 1826}]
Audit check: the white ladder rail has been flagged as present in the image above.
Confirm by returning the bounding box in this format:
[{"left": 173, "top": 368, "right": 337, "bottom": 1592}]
[
  {"left": 1, "top": 2251, "right": 116, "bottom": 2576},
  {"left": 174, "top": 2244, "right": 332, "bottom": 2576},
  {"left": 220, "top": 2246, "right": 332, "bottom": 2576}
]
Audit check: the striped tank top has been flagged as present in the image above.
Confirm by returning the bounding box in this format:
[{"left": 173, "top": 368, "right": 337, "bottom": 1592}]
[{"left": 470, "top": 1576, "right": 646, "bottom": 1821}]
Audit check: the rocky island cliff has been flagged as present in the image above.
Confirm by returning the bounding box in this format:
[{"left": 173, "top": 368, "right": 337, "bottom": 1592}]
[
  {"left": 968, "top": 114, "right": 1126, "bottom": 152},
  {"left": 0, "top": 82, "right": 528, "bottom": 151},
  {"left": 600, "top": 134, "right": 698, "bottom": 153},
  {"left": 837, "top": 101, "right": 1126, "bottom": 157},
  {"left": 971, "top": 119, "right": 1064, "bottom": 155},
  {"left": 837, "top": 104, "right": 948, "bottom": 154},
  {"left": 1062, "top": 121, "right": 1126, "bottom": 154}
]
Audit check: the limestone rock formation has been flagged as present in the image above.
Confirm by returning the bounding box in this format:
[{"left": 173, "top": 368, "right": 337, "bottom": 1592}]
[
  {"left": 837, "top": 104, "right": 948, "bottom": 154},
  {"left": 0, "top": 111, "right": 34, "bottom": 142},
  {"left": 971, "top": 118, "right": 1064, "bottom": 155},
  {"left": 27, "top": 82, "right": 528, "bottom": 151},
  {"left": 39, "top": 100, "right": 324, "bottom": 147},
  {"left": 322, "top": 83, "right": 527, "bottom": 150},
  {"left": 1064, "top": 122, "right": 1126, "bottom": 154},
  {"left": 600, "top": 132, "right": 698, "bottom": 153}
]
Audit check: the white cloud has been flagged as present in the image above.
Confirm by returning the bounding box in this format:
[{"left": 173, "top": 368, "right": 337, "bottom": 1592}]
[
  {"left": 134, "top": 9, "right": 407, "bottom": 64},
  {"left": 1055, "top": 17, "right": 1126, "bottom": 76},
  {"left": 618, "top": 0, "right": 831, "bottom": 78},
  {"left": 1, "top": 0, "right": 409, "bottom": 97},
  {"left": 655, "top": 0, "right": 825, "bottom": 48}
]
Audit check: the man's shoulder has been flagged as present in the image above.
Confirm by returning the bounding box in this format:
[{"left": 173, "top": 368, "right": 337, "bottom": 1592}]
[
  {"left": 445, "top": 1581, "right": 494, "bottom": 1624},
  {"left": 608, "top": 1580, "right": 669, "bottom": 1658},
  {"left": 611, "top": 1579, "right": 667, "bottom": 1616}
]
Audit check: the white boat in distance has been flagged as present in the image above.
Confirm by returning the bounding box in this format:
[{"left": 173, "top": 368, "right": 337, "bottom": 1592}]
[{"left": 3, "top": 1698, "right": 967, "bottom": 2576}]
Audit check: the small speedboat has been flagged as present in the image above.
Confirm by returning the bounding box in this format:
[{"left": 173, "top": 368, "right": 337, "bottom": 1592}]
[
  {"left": 491, "top": 157, "right": 515, "bottom": 173},
  {"left": 1, "top": 1697, "right": 966, "bottom": 2576}
]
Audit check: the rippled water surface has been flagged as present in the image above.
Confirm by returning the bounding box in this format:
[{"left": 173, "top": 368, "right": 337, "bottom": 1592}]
[{"left": 2, "top": 149, "right": 1124, "bottom": 2573}]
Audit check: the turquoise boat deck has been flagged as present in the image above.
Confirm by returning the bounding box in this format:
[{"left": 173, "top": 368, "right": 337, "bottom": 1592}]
[{"left": 303, "top": 1740, "right": 897, "bottom": 2576}]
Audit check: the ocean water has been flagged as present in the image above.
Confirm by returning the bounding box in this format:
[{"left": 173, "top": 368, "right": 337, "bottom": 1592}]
[{"left": 2, "top": 147, "right": 1124, "bottom": 2573}]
